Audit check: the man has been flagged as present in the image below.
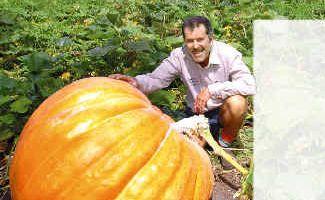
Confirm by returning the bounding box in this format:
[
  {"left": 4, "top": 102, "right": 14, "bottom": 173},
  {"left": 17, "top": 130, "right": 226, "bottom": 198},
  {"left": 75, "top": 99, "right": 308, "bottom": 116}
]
[{"left": 109, "top": 16, "right": 255, "bottom": 168}]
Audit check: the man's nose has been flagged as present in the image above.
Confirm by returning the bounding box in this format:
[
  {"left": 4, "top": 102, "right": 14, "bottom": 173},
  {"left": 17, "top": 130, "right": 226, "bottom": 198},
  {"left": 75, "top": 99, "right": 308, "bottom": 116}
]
[{"left": 193, "top": 40, "right": 199, "bottom": 49}]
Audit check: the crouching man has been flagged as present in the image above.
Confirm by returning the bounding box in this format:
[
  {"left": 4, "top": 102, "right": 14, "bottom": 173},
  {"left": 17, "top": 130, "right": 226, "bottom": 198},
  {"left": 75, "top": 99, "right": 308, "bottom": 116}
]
[{"left": 109, "top": 16, "right": 256, "bottom": 169}]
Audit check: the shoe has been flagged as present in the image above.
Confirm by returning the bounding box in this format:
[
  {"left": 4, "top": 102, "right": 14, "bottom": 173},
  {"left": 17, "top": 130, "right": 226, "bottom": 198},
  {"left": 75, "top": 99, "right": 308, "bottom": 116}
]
[{"left": 219, "top": 148, "right": 236, "bottom": 170}]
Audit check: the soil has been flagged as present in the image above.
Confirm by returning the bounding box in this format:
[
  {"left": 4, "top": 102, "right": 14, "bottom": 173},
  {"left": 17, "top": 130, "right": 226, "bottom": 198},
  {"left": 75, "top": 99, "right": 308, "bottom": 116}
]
[
  {"left": 211, "top": 166, "right": 243, "bottom": 200},
  {"left": 0, "top": 190, "right": 10, "bottom": 200}
]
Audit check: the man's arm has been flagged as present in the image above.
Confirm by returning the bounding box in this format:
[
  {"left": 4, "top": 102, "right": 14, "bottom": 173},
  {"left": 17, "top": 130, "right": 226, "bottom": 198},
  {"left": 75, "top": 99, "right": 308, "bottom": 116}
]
[
  {"left": 135, "top": 57, "right": 180, "bottom": 94},
  {"left": 207, "top": 52, "right": 256, "bottom": 100},
  {"left": 110, "top": 49, "right": 181, "bottom": 95}
]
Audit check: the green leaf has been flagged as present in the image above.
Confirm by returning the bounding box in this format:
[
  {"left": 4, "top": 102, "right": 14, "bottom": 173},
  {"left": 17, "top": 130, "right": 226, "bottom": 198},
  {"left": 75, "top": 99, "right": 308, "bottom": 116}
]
[
  {"left": 243, "top": 56, "right": 253, "bottom": 71},
  {"left": 126, "top": 40, "right": 151, "bottom": 52},
  {"left": 229, "top": 42, "right": 245, "bottom": 52},
  {"left": 246, "top": 168, "right": 253, "bottom": 185},
  {"left": 22, "top": 52, "right": 52, "bottom": 73},
  {"left": 14, "top": 81, "right": 34, "bottom": 95},
  {"left": 37, "top": 78, "right": 64, "bottom": 97},
  {"left": 0, "top": 95, "right": 12, "bottom": 106},
  {"left": 116, "top": 47, "right": 127, "bottom": 55},
  {"left": 148, "top": 90, "right": 176, "bottom": 107},
  {"left": 0, "top": 129, "right": 15, "bottom": 141},
  {"left": 96, "top": 16, "right": 113, "bottom": 26},
  {"left": 87, "top": 25, "right": 99, "bottom": 31},
  {"left": 0, "top": 114, "right": 16, "bottom": 125},
  {"left": 239, "top": 0, "right": 252, "bottom": 5},
  {"left": 165, "top": 36, "right": 183, "bottom": 47},
  {"left": 88, "top": 46, "right": 111, "bottom": 57},
  {"left": 0, "top": 73, "right": 16, "bottom": 90},
  {"left": 10, "top": 96, "right": 32, "bottom": 113},
  {"left": 56, "top": 37, "right": 73, "bottom": 47},
  {"left": 106, "top": 10, "right": 120, "bottom": 24},
  {"left": 88, "top": 40, "right": 118, "bottom": 57},
  {"left": 0, "top": 34, "right": 10, "bottom": 45},
  {"left": 120, "top": 26, "right": 142, "bottom": 37},
  {"left": 0, "top": 14, "right": 16, "bottom": 25},
  {"left": 87, "top": 26, "right": 115, "bottom": 40}
]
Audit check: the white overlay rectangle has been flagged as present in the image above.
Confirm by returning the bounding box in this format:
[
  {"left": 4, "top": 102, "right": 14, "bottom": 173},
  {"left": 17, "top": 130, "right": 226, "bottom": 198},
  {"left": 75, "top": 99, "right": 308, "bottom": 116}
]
[{"left": 254, "top": 20, "right": 325, "bottom": 199}]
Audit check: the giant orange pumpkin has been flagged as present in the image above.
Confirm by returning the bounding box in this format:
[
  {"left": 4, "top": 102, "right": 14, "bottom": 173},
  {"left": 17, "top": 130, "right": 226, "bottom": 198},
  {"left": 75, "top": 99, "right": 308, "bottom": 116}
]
[{"left": 9, "top": 77, "right": 214, "bottom": 200}]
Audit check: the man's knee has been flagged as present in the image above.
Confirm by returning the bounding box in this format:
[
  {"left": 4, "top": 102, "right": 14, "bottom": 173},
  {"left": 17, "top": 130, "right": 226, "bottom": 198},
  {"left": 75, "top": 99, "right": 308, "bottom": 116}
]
[{"left": 221, "top": 95, "right": 248, "bottom": 116}]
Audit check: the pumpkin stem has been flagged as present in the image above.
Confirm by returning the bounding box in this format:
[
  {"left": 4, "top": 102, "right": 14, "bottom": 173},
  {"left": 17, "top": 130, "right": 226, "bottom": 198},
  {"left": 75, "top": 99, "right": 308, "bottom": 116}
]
[
  {"left": 201, "top": 129, "right": 248, "bottom": 175},
  {"left": 172, "top": 115, "right": 248, "bottom": 175}
]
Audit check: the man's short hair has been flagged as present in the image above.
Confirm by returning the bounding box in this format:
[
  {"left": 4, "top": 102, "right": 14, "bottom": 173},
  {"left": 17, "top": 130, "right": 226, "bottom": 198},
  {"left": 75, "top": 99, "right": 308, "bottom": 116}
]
[{"left": 182, "top": 16, "right": 213, "bottom": 38}]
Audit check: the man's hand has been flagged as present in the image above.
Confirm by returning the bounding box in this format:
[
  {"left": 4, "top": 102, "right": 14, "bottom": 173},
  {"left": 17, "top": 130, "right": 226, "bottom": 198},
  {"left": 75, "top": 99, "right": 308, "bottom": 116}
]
[
  {"left": 108, "top": 74, "right": 139, "bottom": 88},
  {"left": 194, "top": 87, "right": 211, "bottom": 114}
]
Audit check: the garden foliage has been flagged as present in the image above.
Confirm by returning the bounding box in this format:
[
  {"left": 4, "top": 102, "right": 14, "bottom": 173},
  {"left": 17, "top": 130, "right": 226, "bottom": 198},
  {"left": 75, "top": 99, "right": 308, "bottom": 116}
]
[{"left": 0, "top": 0, "right": 324, "bottom": 143}]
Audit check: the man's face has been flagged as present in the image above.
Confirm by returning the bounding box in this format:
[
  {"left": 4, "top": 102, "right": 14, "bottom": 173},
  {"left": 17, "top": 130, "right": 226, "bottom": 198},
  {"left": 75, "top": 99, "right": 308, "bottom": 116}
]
[{"left": 184, "top": 24, "right": 212, "bottom": 66}]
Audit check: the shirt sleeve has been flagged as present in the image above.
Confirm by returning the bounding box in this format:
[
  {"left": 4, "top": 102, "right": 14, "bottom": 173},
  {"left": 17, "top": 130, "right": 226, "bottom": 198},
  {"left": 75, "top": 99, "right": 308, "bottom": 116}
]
[
  {"left": 207, "top": 52, "right": 256, "bottom": 100},
  {"left": 135, "top": 50, "right": 180, "bottom": 94}
]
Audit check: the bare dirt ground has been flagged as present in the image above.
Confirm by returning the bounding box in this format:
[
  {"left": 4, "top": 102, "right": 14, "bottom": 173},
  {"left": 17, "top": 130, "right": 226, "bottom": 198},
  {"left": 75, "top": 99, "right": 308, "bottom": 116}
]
[
  {"left": 0, "top": 190, "right": 10, "bottom": 200},
  {"left": 211, "top": 166, "right": 242, "bottom": 200}
]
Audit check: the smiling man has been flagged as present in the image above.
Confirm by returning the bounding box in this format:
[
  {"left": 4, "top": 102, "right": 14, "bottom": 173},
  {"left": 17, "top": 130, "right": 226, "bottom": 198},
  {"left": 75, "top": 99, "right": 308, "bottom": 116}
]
[{"left": 109, "top": 16, "right": 256, "bottom": 169}]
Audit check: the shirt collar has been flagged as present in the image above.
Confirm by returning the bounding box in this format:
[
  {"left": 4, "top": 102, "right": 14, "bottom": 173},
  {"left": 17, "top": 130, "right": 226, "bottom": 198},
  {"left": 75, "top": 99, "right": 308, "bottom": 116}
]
[{"left": 209, "top": 40, "right": 221, "bottom": 65}]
